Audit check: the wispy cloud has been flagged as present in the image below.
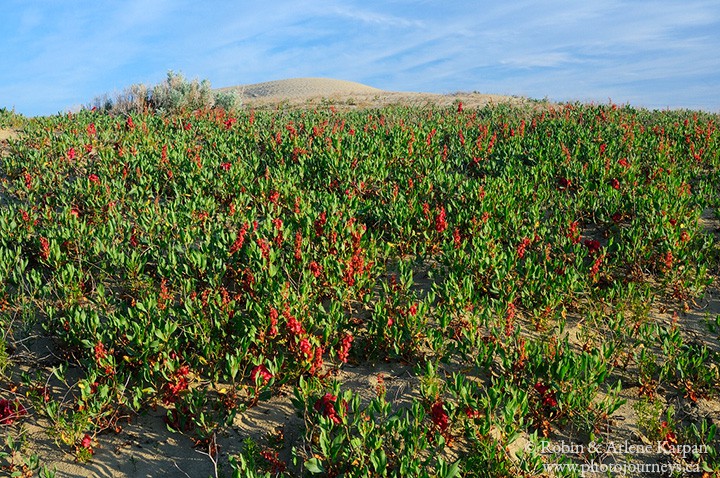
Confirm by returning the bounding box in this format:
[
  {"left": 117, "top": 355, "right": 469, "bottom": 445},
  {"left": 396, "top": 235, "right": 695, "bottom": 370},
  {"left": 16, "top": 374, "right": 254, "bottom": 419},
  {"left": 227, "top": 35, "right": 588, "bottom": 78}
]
[
  {"left": 1, "top": 0, "right": 718, "bottom": 115},
  {"left": 500, "top": 53, "right": 575, "bottom": 69},
  {"left": 326, "top": 6, "right": 425, "bottom": 29}
]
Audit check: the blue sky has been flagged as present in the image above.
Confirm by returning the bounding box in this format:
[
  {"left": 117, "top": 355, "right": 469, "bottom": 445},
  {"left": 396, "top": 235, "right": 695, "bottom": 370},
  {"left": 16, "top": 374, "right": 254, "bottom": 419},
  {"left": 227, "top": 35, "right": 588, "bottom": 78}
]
[{"left": 1, "top": 0, "right": 718, "bottom": 116}]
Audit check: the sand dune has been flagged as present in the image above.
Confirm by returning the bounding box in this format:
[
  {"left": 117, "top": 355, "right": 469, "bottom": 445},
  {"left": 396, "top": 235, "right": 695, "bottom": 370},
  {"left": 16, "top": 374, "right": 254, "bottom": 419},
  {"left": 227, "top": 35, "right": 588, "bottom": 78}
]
[
  {"left": 220, "top": 77, "right": 383, "bottom": 98},
  {"left": 217, "top": 77, "right": 528, "bottom": 109}
]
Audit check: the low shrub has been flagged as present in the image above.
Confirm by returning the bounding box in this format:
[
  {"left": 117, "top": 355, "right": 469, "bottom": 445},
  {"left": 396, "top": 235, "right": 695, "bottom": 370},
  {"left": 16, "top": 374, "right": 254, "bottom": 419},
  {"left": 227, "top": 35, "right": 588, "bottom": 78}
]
[{"left": 88, "top": 71, "right": 240, "bottom": 115}]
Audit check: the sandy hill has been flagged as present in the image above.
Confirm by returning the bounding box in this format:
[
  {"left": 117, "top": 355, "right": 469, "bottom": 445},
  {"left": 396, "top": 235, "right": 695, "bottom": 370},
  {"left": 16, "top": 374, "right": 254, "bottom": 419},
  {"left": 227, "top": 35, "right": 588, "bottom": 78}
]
[
  {"left": 219, "top": 77, "right": 383, "bottom": 99},
  {"left": 217, "top": 77, "right": 527, "bottom": 109}
]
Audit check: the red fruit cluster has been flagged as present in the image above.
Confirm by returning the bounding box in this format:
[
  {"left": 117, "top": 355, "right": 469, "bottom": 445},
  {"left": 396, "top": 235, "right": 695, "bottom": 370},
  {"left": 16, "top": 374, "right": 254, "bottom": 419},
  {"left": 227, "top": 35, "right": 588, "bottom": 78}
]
[
  {"left": 659, "top": 421, "right": 678, "bottom": 450},
  {"left": 272, "top": 218, "right": 283, "bottom": 245},
  {"left": 308, "top": 261, "right": 323, "bottom": 278},
  {"left": 534, "top": 382, "right": 558, "bottom": 408},
  {"left": 663, "top": 251, "right": 673, "bottom": 269},
  {"left": 452, "top": 228, "right": 462, "bottom": 249},
  {"left": 268, "top": 307, "right": 279, "bottom": 337},
  {"left": 257, "top": 238, "right": 271, "bottom": 261},
  {"left": 435, "top": 206, "right": 448, "bottom": 233},
  {"left": 260, "top": 449, "right": 286, "bottom": 473},
  {"left": 224, "top": 117, "right": 237, "bottom": 129},
  {"left": 158, "top": 279, "right": 172, "bottom": 311},
  {"left": 19, "top": 209, "right": 30, "bottom": 222},
  {"left": 584, "top": 239, "right": 601, "bottom": 255},
  {"left": 285, "top": 309, "right": 305, "bottom": 336},
  {"left": 343, "top": 249, "right": 365, "bottom": 287},
  {"left": 590, "top": 255, "right": 604, "bottom": 279},
  {"left": 94, "top": 341, "right": 107, "bottom": 363},
  {"left": 282, "top": 307, "right": 324, "bottom": 372},
  {"left": 163, "top": 364, "right": 190, "bottom": 404},
  {"left": 298, "top": 338, "right": 313, "bottom": 359},
  {"left": 0, "top": 398, "right": 27, "bottom": 425},
  {"left": 314, "top": 212, "right": 327, "bottom": 237},
  {"left": 426, "top": 128, "right": 437, "bottom": 146},
  {"left": 406, "top": 303, "right": 418, "bottom": 316},
  {"left": 229, "top": 223, "right": 249, "bottom": 255},
  {"left": 430, "top": 401, "right": 449, "bottom": 431},
  {"left": 505, "top": 302, "right": 517, "bottom": 337},
  {"left": 39, "top": 236, "right": 50, "bottom": 260},
  {"left": 250, "top": 365, "right": 273, "bottom": 385},
  {"left": 516, "top": 237, "right": 532, "bottom": 259},
  {"left": 566, "top": 221, "right": 581, "bottom": 244},
  {"left": 314, "top": 393, "right": 344, "bottom": 424},
  {"left": 294, "top": 232, "right": 303, "bottom": 261},
  {"left": 336, "top": 333, "right": 353, "bottom": 363},
  {"left": 79, "top": 434, "right": 94, "bottom": 454},
  {"left": 309, "top": 347, "right": 324, "bottom": 375}
]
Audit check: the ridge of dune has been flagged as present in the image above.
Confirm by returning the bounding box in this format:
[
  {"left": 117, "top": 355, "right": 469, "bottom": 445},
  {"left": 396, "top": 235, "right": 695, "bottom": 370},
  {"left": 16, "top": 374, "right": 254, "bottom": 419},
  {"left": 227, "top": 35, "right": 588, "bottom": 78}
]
[
  {"left": 217, "top": 77, "right": 529, "bottom": 109},
  {"left": 219, "top": 77, "right": 383, "bottom": 99}
]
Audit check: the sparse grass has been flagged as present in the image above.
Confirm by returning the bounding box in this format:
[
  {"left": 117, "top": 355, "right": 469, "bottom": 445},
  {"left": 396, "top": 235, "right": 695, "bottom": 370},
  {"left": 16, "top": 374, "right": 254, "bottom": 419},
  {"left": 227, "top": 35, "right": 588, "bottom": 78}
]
[{"left": 0, "top": 107, "right": 25, "bottom": 129}]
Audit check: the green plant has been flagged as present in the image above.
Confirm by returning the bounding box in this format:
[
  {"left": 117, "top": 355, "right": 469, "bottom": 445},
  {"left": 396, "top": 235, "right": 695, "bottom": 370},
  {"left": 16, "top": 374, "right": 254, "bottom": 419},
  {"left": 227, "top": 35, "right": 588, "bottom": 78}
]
[
  {"left": 213, "top": 90, "right": 242, "bottom": 111},
  {"left": 149, "top": 71, "right": 214, "bottom": 113},
  {"left": 230, "top": 437, "right": 287, "bottom": 478},
  {"left": 632, "top": 398, "right": 674, "bottom": 443},
  {"left": 0, "top": 107, "right": 25, "bottom": 129},
  {"left": 87, "top": 71, "right": 239, "bottom": 115},
  {"left": 0, "top": 429, "right": 48, "bottom": 477},
  {"left": 0, "top": 335, "right": 9, "bottom": 379},
  {"left": 291, "top": 377, "right": 460, "bottom": 477},
  {"left": 684, "top": 418, "right": 719, "bottom": 472},
  {"left": 0, "top": 99, "right": 718, "bottom": 474}
]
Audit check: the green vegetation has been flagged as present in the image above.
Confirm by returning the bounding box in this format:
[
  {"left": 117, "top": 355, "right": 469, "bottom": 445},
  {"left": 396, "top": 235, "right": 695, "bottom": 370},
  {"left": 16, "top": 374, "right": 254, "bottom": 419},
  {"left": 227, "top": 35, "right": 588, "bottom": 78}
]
[
  {"left": 0, "top": 107, "right": 25, "bottom": 129},
  {"left": 0, "top": 97, "right": 718, "bottom": 476},
  {"left": 88, "top": 71, "right": 241, "bottom": 115}
]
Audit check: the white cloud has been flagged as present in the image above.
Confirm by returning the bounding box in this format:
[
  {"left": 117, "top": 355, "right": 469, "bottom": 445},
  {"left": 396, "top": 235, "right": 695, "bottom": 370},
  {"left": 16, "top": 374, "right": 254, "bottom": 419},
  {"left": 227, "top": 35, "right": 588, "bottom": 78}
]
[
  {"left": 326, "top": 6, "right": 425, "bottom": 28},
  {"left": 500, "top": 53, "right": 575, "bottom": 69},
  {"left": 1, "top": 0, "right": 718, "bottom": 115}
]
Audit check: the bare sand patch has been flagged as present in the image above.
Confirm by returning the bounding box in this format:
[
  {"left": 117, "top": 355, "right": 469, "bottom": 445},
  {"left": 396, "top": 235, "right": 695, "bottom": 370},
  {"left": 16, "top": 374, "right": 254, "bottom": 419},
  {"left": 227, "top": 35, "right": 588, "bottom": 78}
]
[
  {"left": 0, "top": 129, "right": 16, "bottom": 142},
  {"left": 0, "top": 128, "right": 17, "bottom": 153}
]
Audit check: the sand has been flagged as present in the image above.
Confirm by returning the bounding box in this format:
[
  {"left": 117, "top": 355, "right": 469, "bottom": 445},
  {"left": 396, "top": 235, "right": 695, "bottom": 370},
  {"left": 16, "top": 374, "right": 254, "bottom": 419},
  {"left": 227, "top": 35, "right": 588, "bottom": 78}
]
[{"left": 217, "top": 77, "right": 530, "bottom": 110}]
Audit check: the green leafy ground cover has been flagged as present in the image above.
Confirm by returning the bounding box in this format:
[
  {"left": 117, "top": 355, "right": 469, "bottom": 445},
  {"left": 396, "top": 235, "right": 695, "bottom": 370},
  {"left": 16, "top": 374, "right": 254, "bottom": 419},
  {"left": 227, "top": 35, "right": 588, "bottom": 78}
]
[{"left": 0, "top": 102, "right": 719, "bottom": 477}]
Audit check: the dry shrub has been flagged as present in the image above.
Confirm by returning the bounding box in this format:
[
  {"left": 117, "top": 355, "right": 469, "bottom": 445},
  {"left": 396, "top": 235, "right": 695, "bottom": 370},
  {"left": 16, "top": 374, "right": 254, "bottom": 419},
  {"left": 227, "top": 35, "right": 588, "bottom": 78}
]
[{"left": 89, "top": 71, "right": 240, "bottom": 115}]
